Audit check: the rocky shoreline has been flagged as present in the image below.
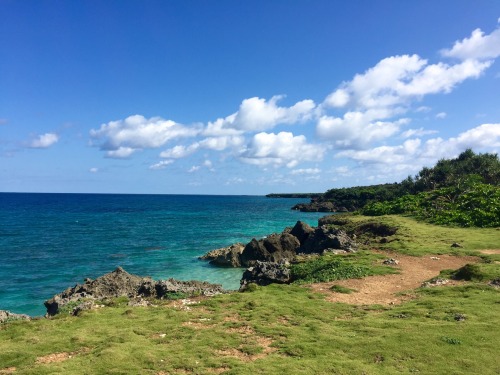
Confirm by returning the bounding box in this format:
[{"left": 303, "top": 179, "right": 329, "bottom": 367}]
[{"left": 1, "top": 215, "right": 363, "bottom": 321}]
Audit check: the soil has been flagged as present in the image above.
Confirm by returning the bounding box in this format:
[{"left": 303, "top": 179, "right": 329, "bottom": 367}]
[{"left": 309, "top": 251, "right": 480, "bottom": 305}]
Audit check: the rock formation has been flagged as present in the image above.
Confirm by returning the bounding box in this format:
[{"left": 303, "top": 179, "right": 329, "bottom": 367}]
[
  {"left": 0, "top": 310, "right": 31, "bottom": 323},
  {"left": 44, "top": 267, "right": 225, "bottom": 316},
  {"left": 240, "top": 260, "right": 292, "bottom": 291}
]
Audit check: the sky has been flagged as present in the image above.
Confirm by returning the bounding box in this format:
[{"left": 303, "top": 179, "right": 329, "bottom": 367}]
[{"left": 1, "top": 0, "right": 500, "bottom": 195}]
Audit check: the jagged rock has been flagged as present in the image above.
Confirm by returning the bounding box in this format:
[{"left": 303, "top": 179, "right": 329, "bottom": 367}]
[
  {"left": 240, "top": 233, "right": 300, "bottom": 267},
  {"left": 489, "top": 278, "right": 500, "bottom": 288},
  {"left": 154, "top": 279, "right": 225, "bottom": 297},
  {"left": 422, "top": 278, "right": 449, "bottom": 287},
  {"left": 44, "top": 267, "right": 225, "bottom": 316},
  {"left": 290, "top": 221, "right": 314, "bottom": 245},
  {"left": 199, "top": 243, "right": 245, "bottom": 267},
  {"left": 299, "top": 226, "right": 357, "bottom": 254},
  {"left": 240, "top": 260, "right": 291, "bottom": 290},
  {"left": 292, "top": 201, "right": 337, "bottom": 212},
  {"left": 383, "top": 258, "right": 399, "bottom": 265},
  {"left": 0, "top": 310, "right": 31, "bottom": 323}
]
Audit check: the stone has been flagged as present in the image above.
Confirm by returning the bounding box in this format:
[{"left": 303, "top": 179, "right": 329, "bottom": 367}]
[
  {"left": 0, "top": 310, "right": 31, "bottom": 323},
  {"left": 44, "top": 267, "right": 225, "bottom": 316},
  {"left": 382, "top": 258, "right": 399, "bottom": 265},
  {"left": 451, "top": 242, "right": 463, "bottom": 248},
  {"left": 299, "top": 226, "right": 357, "bottom": 254},
  {"left": 240, "top": 260, "right": 291, "bottom": 290},
  {"left": 240, "top": 233, "right": 300, "bottom": 267},
  {"left": 289, "top": 221, "right": 314, "bottom": 245}
]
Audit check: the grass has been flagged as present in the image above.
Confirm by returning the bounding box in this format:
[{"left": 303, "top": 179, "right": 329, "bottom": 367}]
[{"left": 0, "top": 215, "right": 499, "bottom": 374}]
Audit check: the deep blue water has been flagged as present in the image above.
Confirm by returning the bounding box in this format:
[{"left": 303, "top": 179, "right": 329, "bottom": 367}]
[{"left": 0, "top": 193, "right": 326, "bottom": 316}]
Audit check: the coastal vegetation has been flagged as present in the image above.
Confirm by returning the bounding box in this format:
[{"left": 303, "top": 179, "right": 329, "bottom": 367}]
[{"left": 298, "top": 150, "right": 500, "bottom": 226}]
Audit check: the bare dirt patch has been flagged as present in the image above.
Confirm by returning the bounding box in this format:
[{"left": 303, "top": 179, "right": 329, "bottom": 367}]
[
  {"left": 479, "top": 249, "right": 500, "bottom": 255},
  {"left": 0, "top": 368, "right": 16, "bottom": 374},
  {"left": 310, "top": 251, "right": 479, "bottom": 305},
  {"left": 35, "top": 352, "right": 73, "bottom": 364}
]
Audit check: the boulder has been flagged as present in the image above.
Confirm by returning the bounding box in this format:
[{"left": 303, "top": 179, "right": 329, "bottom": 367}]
[
  {"left": 290, "top": 221, "right": 314, "bottom": 245},
  {"left": 240, "top": 260, "right": 291, "bottom": 290},
  {"left": 208, "top": 243, "right": 245, "bottom": 267},
  {"left": 299, "top": 226, "right": 357, "bottom": 254},
  {"left": 154, "top": 279, "right": 225, "bottom": 298},
  {"left": 0, "top": 310, "right": 31, "bottom": 323},
  {"left": 240, "top": 233, "right": 300, "bottom": 267}
]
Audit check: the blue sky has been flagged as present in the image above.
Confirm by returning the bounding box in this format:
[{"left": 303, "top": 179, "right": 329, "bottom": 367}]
[{"left": 1, "top": 0, "right": 500, "bottom": 194}]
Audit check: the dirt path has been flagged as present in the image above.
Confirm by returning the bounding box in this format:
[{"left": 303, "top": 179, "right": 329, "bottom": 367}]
[{"left": 309, "top": 251, "right": 479, "bottom": 305}]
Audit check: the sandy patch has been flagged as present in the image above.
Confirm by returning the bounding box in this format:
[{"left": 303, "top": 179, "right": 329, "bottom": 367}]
[
  {"left": 35, "top": 352, "right": 73, "bottom": 364},
  {"left": 479, "top": 249, "right": 500, "bottom": 255},
  {"left": 309, "top": 252, "right": 478, "bottom": 305},
  {"left": 0, "top": 368, "right": 16, "bottom": 374}
]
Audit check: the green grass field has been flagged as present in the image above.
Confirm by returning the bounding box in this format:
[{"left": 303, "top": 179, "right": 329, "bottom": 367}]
[{"left": 1, "top": 216, "right": 499, "bottom": 374}]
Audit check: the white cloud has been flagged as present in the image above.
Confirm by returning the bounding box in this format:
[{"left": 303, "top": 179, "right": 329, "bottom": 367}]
[
  {"left": 317, "top": 111, "right": 408, "bottom": 148},
  {"left": 149, "top": 160, "right": 174, "bottom": 170},
  {"left": 436, "top": 112, "right": 447, "bottom": 119},
  {"left": 89, "top": 167, "right": 99, "bottom": 173},
  {"left": 323, "top": 55, "right": 490, "bottom": 112},
  {"left": 160, "top": 144, "right": 200, "bottom": 158},
  {"left": 336, "top": 124, "right": 500, "bottom": 173},
  {"left": 441, "top": 23, "right": 500, "bottom": 60},
  {"left": 203, "top": 96, "right": 316, "bottom": 135},
  {"left": 240, "top": 131, "right": 324, "bottom": 168},
  {"left": 29, "top": 133, "right": 59, "bottom": 148},
  {"left": 401, "top": 128, "right": 438, "bottom": 138},
  {"left": 106, "top": 146, "right": 136, "bottom": 159},
  {"left": 188, "top": 165, "right": 200, "bottom": 173},
  {"left": 199, "top": 135, "right": 245, "bottom": 151},
  {"left": 90, "top": 115, "right": 199, "bottom": 154},
  {"left": 290, "top": 168, "right": 321, "bottom": 175},
  {"left": 416, "top": 106, "right": 432, "bottom": 113}
]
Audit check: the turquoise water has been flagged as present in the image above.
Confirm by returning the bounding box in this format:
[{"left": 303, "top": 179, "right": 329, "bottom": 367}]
[{"left": 0, "top": 193, "right": 326, "bottom": 316}]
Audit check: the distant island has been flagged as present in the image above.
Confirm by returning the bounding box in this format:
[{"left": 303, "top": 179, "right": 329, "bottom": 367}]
[{"left": 265, "top": 193, "right": 323, "bottom": 199}]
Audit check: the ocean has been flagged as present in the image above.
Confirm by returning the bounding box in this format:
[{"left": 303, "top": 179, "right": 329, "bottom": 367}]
[{"left": 0, "top": 193, "right": 326, "bottom": 316}]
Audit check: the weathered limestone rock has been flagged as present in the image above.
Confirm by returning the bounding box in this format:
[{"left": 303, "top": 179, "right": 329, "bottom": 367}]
[
  {"left": 0, "top": 310, "right": 31, "bottom": 323},
  {"left": 299, "top": 226, "right": 357, "bottom": 254},
  {"left": 44, "top": 267, "right": 225, "bottom": 316},
  {"left": 240, "top": 233, "right": 300, "bottom": 267},
  {"left": 240, "top": 260, "right": 291, "bottom": 290}
]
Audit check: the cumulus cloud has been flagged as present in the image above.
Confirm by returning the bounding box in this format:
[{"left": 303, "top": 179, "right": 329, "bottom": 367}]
[
  {"left": 90, "top": 115, "right": 199, "bottom": 154},
  {"left": 337, "top": 123, "right": 500, "bottom": 170},
  {"left": 441, "top": 22, "right": 500, "bottom": 60},
  {"left": 290, "top": 168, "right": 321, "bottom": 175},
  {"left": 160, "top": 144, "right": 200, "bottom": 158},
  {"left": 317, "top": 111, "right": 408, "bottom": 148},
  {"left": 401, "top": 128, "right": 438, "bottom": 138},
  {"left": 240, "top": 131, "right": 324, "bottom": 168},
  {"left": 89, "top": 167, "right": 99, "bottom": 173},
  {"left": 436, "top": 112, "right": 447, "bottom": 119},
  {"left": 29, "top": 133, "right": 59, "bottom": 148},
  {"left": 149, "top": 160, "right": 174, "bottom": 170},
  {"left": 323, "top": 55, "right": 490, "bottom": 112},
  {"left": 106, "top": 147, "right": 136, "bottom": 159},
  {"left": 203, "top": 96, "right": 316, "bottom": 135}
]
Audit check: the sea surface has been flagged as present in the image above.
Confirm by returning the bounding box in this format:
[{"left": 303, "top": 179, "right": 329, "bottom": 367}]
[{"left": 0, "top": 193, "right": 327, "bottom": 316}]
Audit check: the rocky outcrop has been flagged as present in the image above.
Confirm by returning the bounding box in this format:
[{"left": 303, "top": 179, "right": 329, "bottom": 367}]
[
  {"left": 0, "top": 310, "right": 31, "bottom": 323},
  {"left": 240, "top": 260, "right": 291, "bottom": 290},
  {"left": 289, "top": 221, "right": 314, "bottom": 245},
  {"left": 44, "top": 267, "right": 225, "bottom": 316},
  {"left": 292, "top": 201, "right": 337, "bottom": 212},
  {"left": 299, "top": 226, "right": 357, "bottom": 254},
  {"left": 198, "top": 243, "right": 245, "bottom": 267},
  {"left": 240, "top": 233, "right": 300, "bottom": 267}
]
